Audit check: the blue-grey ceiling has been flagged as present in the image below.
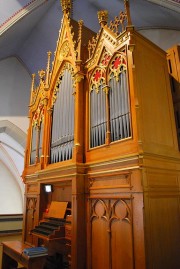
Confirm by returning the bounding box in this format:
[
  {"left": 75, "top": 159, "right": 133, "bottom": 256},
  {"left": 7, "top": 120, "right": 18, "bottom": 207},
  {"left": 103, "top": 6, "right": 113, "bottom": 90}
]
[{"left": 0, "top": 0, "right": 180, "bottom": 76}]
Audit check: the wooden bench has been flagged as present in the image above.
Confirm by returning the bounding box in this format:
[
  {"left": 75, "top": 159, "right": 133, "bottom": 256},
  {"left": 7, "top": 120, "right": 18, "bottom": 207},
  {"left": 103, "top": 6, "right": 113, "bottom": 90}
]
[{"left": 1, "top": 241, "right": 47, "bottom": 269}]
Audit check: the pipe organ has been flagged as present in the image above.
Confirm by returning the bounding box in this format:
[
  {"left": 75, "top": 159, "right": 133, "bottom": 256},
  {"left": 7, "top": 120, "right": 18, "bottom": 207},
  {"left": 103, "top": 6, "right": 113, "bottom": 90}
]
[{"left": 21, "top": 1, "right": 180, "bottom": 269}]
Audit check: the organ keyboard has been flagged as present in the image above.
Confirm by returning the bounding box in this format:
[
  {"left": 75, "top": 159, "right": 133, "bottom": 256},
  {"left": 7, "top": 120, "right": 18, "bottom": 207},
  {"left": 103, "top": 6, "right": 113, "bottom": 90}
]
[
  {"left": 31, "top": 201, "right": 71, "bottom": 241},
  {"left": 31, "top": 217, "right": 66, "bottom": 240}
]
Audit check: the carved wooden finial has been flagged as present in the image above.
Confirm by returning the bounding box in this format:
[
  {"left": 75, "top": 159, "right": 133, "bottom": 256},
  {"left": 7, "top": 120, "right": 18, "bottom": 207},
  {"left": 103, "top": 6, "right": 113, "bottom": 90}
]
[
  {"left": 78, "top": 19, "right": 83, "bottom": 40},
  {"left": 76, "top": 20, "right": 84, "bottom": 60},
  {"left": 30, "top": 74, "right": 36, "bottom": 105},
  {"left": 31, "top": 74, "right": 36, "bottom": 91},
  {"left": 46, "top": 51, "right": 52, "bottom": 86},
  {"left": 98, "top": 10, "right": 108, "bottom": 27},
  {"left": 38, "top": 69, "right": 46, "bottom": 87},
  {"left": 38, "top": 69, "right": 46, "bottom": 80},
  {"left": 124, "top": 0, "right": 132, "bottom": 25},
  {"left": 60, "top": 0, "right": 71, "bottom": 15}
]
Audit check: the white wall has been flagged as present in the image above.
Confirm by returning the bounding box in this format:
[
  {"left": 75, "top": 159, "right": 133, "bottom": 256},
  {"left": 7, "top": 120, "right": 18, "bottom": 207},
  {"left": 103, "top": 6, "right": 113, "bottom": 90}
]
[
  {"left": 0, "top": 161, "right": 23, "bottom": 214},
  {"left": 138, "top": 29, "right": 180, "bottom": 51},
  {"left": 0, "top": 56, "right": 31, "bottom": 214}
]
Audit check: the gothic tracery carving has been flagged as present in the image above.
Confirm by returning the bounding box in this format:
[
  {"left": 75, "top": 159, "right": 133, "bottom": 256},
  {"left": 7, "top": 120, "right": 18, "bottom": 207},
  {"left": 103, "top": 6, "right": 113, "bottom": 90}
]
[{"left": 91, "top": 198, "right": 131, "bottom": 232}]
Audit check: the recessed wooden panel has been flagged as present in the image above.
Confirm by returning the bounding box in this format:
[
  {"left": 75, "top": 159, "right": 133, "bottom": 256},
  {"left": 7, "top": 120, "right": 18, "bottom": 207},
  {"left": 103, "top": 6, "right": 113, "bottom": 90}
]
[
  {"left": 27, "top": 183, "right": 39, "bottom": 194},
  {"left": 90, "top": 198, "right": 133, "bottom": 269},
  {"left": 111, "top": 199, "right": 134, "bottom": 269},
  {"left": 144, "top": 170, "right": 179, "bottom": 189},
  {"left": 111, "top": 220, "right": 133, "bottom": 269},
  {"left": 89, "top": 173, "right": 131, "bottom": 191},
  {"left": 51, "top": 183, "right": 72, "bottom": 202},
  {"left": 92, "top": 218, "right": 109, "bottom": 269}
]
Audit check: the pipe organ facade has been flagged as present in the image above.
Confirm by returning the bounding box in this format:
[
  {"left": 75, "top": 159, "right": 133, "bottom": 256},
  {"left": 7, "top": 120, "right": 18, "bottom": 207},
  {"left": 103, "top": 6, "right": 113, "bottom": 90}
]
[
  {"left": 21, "top": 1, "right": 180, "bottom": 269},
  {"left": 51, "top": 63, "right": 75, "bottom": 163},
  {"left": 89, "top": 51, "right": 131, "bottom": 148}
]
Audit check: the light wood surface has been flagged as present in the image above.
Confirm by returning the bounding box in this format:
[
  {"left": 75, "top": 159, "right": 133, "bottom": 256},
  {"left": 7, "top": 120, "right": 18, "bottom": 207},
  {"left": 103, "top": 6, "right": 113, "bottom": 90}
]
[{"left": 2, "top": 241, "right": 47, "bottom": 269}]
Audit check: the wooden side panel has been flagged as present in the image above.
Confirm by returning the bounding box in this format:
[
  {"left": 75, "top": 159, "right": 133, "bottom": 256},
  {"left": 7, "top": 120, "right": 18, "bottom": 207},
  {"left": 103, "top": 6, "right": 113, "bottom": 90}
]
[
  {"left": 143, "top": 167, "right": 180, "bottom": 269},
  {"left": 145, "top": 195, "right": 180, "bottom": 269},
  {"left": 133, "top": 35, "right": 178, "bottom": 156}
]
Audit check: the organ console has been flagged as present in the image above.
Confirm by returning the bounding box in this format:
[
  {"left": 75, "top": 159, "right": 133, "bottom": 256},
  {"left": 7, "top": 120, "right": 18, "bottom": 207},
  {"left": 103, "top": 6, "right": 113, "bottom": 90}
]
[
  {"left": 31, "top": 201, "right": 71, "bottom": 241},
  {"left": 29, "top": 201, "right": 72, "bottom": 268}
]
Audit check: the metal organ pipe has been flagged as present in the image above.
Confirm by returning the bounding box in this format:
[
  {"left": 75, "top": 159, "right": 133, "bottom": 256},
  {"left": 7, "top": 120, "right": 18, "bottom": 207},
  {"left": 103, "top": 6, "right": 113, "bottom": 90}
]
[
  {"left": 39, "top": 123, "right": 44, "bottom": 159},
  {"left": 109, "top": 68, "right": 131, "bottom": 142},
  {"left": 51, "top": 68, "right": 74, "bottom": 163},
  {"left": 30, "top": 126, "right": 37, "bottom": 164},
  {"left": 90, "top": 82, "right": 106, "bottom": 148}
]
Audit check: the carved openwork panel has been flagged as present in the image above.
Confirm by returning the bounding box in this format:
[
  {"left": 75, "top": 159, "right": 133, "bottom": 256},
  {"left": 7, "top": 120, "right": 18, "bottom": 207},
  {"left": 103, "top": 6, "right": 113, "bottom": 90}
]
[
  {"left": 88, "top": 0, "right": 132, "bottom": 60},
  {"left": 90, "top": 198, "right": 134, "bottom": 269},
  {"left": 25, "top": 196, "right": 38, "bottom": 245}
]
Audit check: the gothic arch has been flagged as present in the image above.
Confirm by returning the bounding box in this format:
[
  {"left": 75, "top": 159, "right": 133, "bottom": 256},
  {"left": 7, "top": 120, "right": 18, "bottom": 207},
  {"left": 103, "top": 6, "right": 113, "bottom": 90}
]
[
  {"left": 0, "top": 119, "right": 26, "bottom": 148},
  {"left": 0, "top": 120, "right": 25, "bottom": 211}
]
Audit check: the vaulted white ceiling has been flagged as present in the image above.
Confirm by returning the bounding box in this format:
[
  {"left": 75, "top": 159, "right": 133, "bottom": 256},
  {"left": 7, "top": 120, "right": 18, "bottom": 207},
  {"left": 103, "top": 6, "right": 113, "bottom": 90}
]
[{"left": 0, "top": 0, "right": 180, "bottom": 76}]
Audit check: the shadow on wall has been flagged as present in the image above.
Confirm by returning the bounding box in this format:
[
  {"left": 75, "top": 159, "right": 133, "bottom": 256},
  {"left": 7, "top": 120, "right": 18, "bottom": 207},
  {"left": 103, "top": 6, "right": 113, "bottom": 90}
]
[{"left": 0, "top": 56, "right": 31, "bottom": 116}]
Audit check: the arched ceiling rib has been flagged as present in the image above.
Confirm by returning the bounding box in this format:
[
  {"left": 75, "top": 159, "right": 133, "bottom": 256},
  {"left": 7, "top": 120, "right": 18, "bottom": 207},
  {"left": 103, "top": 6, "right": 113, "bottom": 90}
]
[
  {"left": 0, "top": 120, "right": 26, "bottom": 149},
  {"left": 148, "top": 0, "right": 180, "bottom": 13},
  {"left": 0, "top": 0, "right": 50, "bottom": 35}
]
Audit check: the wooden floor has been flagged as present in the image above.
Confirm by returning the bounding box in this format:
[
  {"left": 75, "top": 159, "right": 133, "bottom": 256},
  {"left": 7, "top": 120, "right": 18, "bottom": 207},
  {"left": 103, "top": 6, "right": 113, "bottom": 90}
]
[{"left": 0, "top": 233, "right": 22, "bottom": 269}]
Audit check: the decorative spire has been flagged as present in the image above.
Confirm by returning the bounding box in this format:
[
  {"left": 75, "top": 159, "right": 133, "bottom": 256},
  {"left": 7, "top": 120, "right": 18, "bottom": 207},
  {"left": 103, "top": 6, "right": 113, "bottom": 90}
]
[
  {"left": 31, "top": 74, "right": 36, "bottom": 91},
  {"left": 97, "top": 10, "right": 108, "bottom": 27},
  {"left": 60, "top": 0, "right": 71, "bottom": 15},
  {"left": 46, "top": 51, "right": 52, "bottom": 87},
  {"left": 38, "top": 69, "right": 46, "bottom": 87},
  {"left": 30, "top": 73, "right": 35, "bottom": 105},
  {"left": 108, "top": 0, "right": 132, "bottom": 35},
  {"left": 77, "top": 20, "right": 83, "bottom": 61},
  {"left": 78, "top": 20, "right": 83, "bottom": 41},
  {"left": 124, "top": 0, "right": 132, "bottom": 25}
]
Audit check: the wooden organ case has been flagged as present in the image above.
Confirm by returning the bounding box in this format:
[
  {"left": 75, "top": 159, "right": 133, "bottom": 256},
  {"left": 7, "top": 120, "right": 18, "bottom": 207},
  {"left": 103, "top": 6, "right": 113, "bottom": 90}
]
[
  {"left": 22, "top": 1, "right": 180, "bottom": 269},
  {"left": 22, "top": 1, "right": 94, "bottom": 268}
]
